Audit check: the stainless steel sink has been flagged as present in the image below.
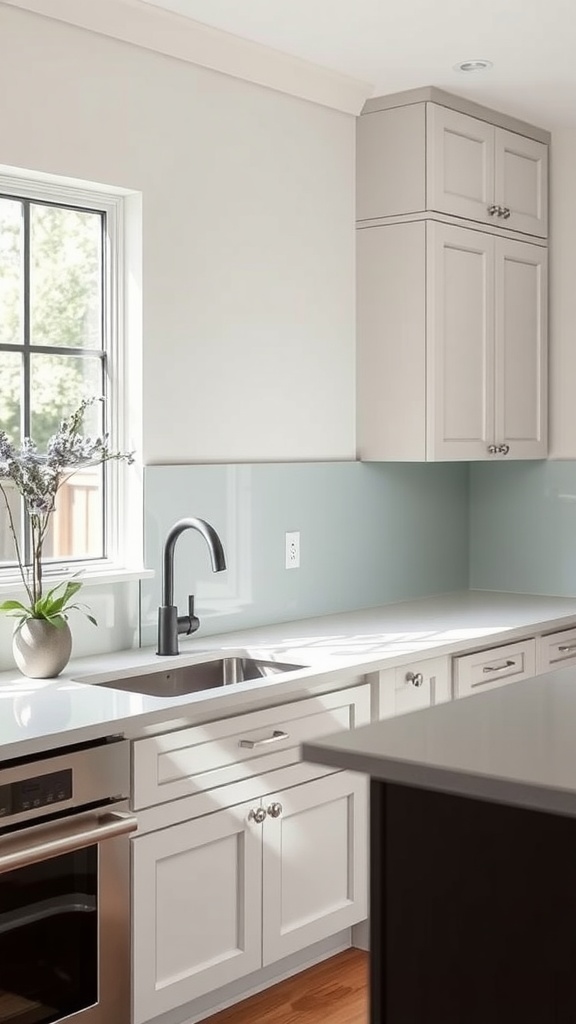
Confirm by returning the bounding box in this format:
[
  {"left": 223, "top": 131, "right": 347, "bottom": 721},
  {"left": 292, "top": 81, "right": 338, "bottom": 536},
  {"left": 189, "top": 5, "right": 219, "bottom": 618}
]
[{"left": 90, "top": 657, "right": 305, "bottom": 698}]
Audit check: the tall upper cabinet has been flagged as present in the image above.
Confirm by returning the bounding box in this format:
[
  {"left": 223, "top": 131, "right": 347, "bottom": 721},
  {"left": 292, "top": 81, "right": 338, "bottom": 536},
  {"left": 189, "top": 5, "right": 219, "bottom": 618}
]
[{"left": 356, "top": 87, "right": 550, "bottom": 461}]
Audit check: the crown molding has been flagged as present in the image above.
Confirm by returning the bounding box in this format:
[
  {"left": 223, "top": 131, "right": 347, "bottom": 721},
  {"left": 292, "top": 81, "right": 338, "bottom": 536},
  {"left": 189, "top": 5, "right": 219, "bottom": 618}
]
[{"left": 0, "top": 0, "right": 372, "bottom": 115}]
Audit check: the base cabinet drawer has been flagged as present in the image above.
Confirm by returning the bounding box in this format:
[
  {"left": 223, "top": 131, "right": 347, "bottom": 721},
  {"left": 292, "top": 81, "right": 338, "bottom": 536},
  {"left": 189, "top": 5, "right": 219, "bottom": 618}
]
[
  {"left": 453, "top": 639, "right": 536, "bottom": 697},
  {"left": 132, "top": 772, "right": 368, "bottom": 1023},
  {"left": 538, "top": 627, "right": 576, "bottom": 673},
  {"left": 132, "top": 684, "right": 370, "bottom": 809}
]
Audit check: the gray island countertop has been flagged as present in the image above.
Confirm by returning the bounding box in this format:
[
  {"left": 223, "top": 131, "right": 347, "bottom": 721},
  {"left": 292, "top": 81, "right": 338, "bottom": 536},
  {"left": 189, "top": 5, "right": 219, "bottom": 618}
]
[{"left": 303, "top": 664, "right": 576, "bottom": 818}]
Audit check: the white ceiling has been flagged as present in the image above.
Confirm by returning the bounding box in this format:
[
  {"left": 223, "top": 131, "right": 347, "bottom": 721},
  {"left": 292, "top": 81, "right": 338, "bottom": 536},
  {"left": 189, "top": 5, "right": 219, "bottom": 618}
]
[{"left": 140, "top": 0, "right": 576, "bottom": 129}]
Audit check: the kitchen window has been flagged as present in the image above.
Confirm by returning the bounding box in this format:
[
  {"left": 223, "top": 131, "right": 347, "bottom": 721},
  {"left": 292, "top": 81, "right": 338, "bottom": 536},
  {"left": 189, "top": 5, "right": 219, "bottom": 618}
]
[{"left": 0, "top": 175, "right": 136, "bottom": 584}]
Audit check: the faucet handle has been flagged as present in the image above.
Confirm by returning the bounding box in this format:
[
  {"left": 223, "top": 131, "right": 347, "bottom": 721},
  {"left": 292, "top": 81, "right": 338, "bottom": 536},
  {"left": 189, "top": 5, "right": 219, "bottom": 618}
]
[{"left": 186, "top": 594, "right": 200, "bottom": 636}]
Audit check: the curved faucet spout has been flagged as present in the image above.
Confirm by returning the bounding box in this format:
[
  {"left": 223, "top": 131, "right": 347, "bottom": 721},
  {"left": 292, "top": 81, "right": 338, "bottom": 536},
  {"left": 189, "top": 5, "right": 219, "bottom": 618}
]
[
  {"left": 163, "top": 517, "right": 226, "bottom": 607},
  {"left": 157, "top": 517, "right": 227, "bottom": 656}
]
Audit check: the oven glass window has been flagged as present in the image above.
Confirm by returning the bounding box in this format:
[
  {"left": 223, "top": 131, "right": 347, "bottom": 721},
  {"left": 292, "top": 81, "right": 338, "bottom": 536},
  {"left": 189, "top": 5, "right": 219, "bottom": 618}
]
[{"left": 0, "top": 845, "right": 97, "bottom": 1023}]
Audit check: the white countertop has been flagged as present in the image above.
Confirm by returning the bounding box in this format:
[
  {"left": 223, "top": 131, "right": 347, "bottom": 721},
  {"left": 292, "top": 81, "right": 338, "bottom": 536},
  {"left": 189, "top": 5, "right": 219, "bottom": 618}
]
[
  {"left": 302, "top": 663, "right": 576, "bottom": 818},
  {"left": 2, "top": 589, "right": 576, "bottom": 760}
]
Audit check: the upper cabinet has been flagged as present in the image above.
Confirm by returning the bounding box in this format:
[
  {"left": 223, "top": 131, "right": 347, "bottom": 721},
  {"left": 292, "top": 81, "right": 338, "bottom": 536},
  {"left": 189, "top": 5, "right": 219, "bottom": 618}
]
[
  {"left": 427, "top": 106, "right": 548, "bottom": 238},
  {"left": 357, "top": 90, "right": 549, "bottom": 240},
  {"left": 356, "top": 88, "right": 550, "bottom": 462}
]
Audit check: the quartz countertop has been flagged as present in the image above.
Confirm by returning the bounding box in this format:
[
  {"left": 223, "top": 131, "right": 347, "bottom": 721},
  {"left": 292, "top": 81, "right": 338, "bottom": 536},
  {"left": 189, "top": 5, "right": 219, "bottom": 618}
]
[
  {"left": 302, "top": 663, "right": 576, "bottom": 818},
  {"left": 2, "top": 589, "right": 576, "bottom": 760}
]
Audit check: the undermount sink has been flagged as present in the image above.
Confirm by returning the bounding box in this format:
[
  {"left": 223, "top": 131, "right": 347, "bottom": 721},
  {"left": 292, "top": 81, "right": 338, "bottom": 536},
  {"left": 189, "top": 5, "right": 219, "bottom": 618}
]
[{"left": 89, "top": 657, "right": 305, "bottom": 698}]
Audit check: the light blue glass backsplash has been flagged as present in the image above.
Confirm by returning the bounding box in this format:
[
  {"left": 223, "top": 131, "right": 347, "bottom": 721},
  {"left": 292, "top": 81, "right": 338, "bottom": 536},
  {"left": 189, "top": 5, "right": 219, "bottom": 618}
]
[
  {"left": 141, "top": 461, "right": 469, "bottom": 646},
  {"left": 469, "top": 461, "right": 576, "bottom": 596}
]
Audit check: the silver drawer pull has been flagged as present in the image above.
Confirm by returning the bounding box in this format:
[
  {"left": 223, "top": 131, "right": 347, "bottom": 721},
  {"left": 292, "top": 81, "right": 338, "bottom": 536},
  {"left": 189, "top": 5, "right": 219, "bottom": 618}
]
[
  {"left": 239, "top": 729, "right": 289, "bottom": 749},
  {"left": 483, "top": 659, "right": 516, "bottom": 673},
  {"left": 558, "top": 644, "right": 576, "bottom": 654}
]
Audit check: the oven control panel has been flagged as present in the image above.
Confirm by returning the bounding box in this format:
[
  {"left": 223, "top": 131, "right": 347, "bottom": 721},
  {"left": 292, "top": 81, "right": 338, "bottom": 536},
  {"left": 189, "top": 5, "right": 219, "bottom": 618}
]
[{"left": 0, "top": 769, "right": 72, "bottom": 817}]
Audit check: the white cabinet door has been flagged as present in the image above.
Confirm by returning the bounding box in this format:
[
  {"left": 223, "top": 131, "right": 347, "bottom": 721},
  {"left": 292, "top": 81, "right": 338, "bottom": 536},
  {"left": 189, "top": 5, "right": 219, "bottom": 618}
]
[
  {"left": 427, "top": 105, "right": 495, "bottom": 224},
  {"left": 495, "top": 128, "right": 548, "bottom": 238},
  {"left": 132, "top": 800, "right": 262, "bottom": 1024},
  {"left": 262, "top": 773, "right": 368, "bottom": 965},
  {"left": 494, "top": 238, "right": 547, "bottom": 458},
  {"left": 427, "top": 106, "right": 548, "bottom": 237},
  {"left": 427, "top": 222, "right": 547, "bottom": 461},
  {"left": 427, "top": 222, "right": 495, "bottom": 460}
]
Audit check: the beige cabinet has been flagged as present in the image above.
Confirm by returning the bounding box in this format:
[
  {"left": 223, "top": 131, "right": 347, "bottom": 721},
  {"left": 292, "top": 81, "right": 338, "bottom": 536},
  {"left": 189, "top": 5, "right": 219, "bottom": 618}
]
[
  {"left": 427, "top": 105, "right": 548, "bottom": 237},
  {"left": 357, "top": 97, "right": 548, "bottom": 239},
  {"left": 357, "top": 220, "right": 547, "bottom": 461},
  {"left": 132, "top": 772, "right": 367, "bottom": 1023},
  {"left": 429, "top": 223, "right": 547, "bottom": 460}
]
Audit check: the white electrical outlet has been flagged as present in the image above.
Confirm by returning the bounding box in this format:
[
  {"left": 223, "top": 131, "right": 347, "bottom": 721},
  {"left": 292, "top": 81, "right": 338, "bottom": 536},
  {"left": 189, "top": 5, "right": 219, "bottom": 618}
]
[{"left": 285, "top": 531, "right": 300, "bottom": 569}]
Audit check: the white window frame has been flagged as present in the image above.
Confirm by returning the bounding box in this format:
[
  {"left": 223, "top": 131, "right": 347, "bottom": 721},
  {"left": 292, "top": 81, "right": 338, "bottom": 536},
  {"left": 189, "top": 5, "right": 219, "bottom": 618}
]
[{"left": 0, "top": 170, "right": 147, "bottom": 590}]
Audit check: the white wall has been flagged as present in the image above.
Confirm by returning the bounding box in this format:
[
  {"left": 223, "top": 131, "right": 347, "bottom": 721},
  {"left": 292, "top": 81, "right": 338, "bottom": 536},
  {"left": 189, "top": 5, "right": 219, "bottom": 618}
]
[
  {"left": 0, "top": 4, "right": 356, "bottom": 464},
  {"left": 548, "top": 129, "right": 576, "bottom": 458}
]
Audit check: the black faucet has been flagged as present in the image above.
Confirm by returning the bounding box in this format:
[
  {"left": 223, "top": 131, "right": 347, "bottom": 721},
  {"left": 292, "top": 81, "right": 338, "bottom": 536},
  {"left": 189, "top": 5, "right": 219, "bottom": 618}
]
[{"left": 157, "top": 517, "right": 227, "bottom": 656}]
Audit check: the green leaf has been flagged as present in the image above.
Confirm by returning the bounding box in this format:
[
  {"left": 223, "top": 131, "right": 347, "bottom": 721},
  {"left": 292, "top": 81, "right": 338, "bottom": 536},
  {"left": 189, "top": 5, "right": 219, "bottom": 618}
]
[
  {"left": 42, "top": 613, "right": 67, "bottom": 628},
  {"left": 0, "top": 600, "right": 29, "bottom": 613}
]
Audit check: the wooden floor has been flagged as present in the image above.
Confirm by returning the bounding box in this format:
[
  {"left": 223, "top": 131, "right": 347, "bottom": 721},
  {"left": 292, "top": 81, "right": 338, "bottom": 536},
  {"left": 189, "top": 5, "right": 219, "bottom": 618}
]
[{"left": 206, "top": 949, "right": 368, "bottom": 1024}]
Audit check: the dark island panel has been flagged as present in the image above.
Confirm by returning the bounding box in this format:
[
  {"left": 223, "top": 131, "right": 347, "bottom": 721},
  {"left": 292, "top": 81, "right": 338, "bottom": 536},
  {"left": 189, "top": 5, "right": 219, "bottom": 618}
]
[{"left": 371, "top": 780, "right": 576, "bottom": 1024}]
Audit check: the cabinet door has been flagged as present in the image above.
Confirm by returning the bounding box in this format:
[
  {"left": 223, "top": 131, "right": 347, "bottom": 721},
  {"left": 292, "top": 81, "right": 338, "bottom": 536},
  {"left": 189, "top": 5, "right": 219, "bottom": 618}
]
[
  {"left": 494, "top": 238, "right": 547, "bottom": 458},
  {"left": 132, "top": 800, "right": 262, "bottom": 1024},
  {"left": 495, "top": 129, "right": 548, "bottom": 237},
  {"left": 427, "top": 222, "right": 495, "bottom": 459},
  {"left": 427, "top": 105, "right": 495, "bottom": 224},
  {"left": 262, "top": 773, "right": 368, "bottom": 965}
]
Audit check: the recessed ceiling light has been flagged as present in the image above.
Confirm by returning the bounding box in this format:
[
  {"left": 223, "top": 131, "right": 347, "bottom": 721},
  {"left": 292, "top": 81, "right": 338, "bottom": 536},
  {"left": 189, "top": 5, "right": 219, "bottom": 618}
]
[{"left": 454, "top": 59, "right": 494, "bottom": 73}]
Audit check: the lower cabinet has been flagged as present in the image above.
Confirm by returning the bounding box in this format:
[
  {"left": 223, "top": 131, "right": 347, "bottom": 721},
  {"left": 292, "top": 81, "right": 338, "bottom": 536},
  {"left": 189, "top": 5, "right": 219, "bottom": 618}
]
[
  {"left": 377, "top": 656, "right": 450, "bottom": 719},
  {"left": 132, "top": 771, "right": 368, "bottom": 1024}
]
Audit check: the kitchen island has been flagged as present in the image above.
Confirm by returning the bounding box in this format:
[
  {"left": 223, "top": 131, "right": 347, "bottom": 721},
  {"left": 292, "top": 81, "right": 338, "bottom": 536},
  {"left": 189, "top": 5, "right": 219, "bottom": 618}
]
[{"left": 303, "top": 665, "right": 576, "bottom": 1024}]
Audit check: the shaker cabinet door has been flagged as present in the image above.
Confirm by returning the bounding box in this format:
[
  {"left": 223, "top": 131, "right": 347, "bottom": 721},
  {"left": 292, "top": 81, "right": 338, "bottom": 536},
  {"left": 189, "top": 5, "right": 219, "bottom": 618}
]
[
  {"left": 427, "top": 105, "right": 495, "bottom": 223},
  {"left": 427, "top": 222, "right": 495, "bottom": 460},
  {"left": 132, "top": 800, "right": 262, "bottom": 1023},
  {"left": 495, "top": 129, "right": 548, "bottom": 238},
  {"left": 494, "top": 238, "right": 547, "bottom": 458},
  {"left": 262, "top": 773, "right": 368, "bottom": 965}
]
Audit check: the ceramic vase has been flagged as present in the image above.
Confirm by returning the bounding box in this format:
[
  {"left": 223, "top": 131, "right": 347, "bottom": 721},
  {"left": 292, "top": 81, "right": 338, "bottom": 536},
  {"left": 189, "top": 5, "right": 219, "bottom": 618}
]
[{"left": 12, "top": 619, "right": 72, "bottom": 679}]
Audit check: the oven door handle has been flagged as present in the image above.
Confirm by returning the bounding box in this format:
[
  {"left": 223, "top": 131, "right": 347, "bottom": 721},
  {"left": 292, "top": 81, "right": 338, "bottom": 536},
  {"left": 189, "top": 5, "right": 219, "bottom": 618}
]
[{"left": 0, "top": 811, "right": 138, "bottom": 874}]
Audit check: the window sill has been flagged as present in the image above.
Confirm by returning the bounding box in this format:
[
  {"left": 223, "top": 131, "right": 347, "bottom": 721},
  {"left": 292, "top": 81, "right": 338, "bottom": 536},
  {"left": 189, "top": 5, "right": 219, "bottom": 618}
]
[{"left": 0, "top": 566, "right": 154, "bottom": 595}]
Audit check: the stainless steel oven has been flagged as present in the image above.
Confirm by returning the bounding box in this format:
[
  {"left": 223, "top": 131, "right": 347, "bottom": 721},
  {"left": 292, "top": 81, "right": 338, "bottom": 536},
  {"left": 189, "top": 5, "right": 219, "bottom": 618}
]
[{"left": 0, "top": 737, "right": 136, "bottom": 1024}]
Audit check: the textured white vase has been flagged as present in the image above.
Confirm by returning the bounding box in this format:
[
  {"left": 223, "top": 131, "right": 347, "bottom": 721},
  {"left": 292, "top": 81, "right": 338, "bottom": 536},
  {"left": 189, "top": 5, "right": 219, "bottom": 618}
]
[{"left": 13, "top": 619, "right": 72, "bottom": 679}]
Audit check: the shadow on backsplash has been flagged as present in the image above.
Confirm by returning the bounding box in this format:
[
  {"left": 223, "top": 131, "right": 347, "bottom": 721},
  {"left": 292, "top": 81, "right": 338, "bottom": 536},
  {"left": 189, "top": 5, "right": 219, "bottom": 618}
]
[{"left": 140, "top": 461, "right": 469, "bottom": 648}]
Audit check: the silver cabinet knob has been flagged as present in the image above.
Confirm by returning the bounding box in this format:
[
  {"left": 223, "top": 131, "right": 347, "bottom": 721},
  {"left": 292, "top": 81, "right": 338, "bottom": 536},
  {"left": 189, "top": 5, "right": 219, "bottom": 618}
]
[
  {"left": 248, "top": 807, "right": 266, "bottom": 824},
  {"left": 267, "top": 802, "right": 283, "bottom": 818},
  {"left": 406, "top": 671, "right": 424, "bottom": 687},
  {"left": 488, "top": 205, "right": 499, "bottom": 216},
  {"left": 499, "top": 443, "right": 510, "bottom": 455},
  {"left": 502, "top": 206, "right": 511, "bottom": 219},
  {"left": 488, "top": 445, "right": 499, "bottom": 454}
]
